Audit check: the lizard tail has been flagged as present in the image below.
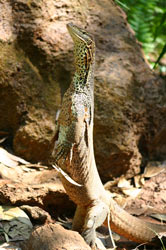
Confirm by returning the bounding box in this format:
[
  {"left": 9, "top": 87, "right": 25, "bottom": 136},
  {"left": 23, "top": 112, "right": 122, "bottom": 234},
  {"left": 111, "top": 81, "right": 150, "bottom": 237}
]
[{"left": 107, "top": 198, "right": 166, "bottom": 243}]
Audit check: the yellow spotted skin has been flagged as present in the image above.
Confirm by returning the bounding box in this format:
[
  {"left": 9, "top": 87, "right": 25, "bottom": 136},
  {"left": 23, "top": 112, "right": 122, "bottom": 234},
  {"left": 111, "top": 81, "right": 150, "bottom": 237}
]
[{"left": 52, "top": 23, "right": 166, "bottom": 247}]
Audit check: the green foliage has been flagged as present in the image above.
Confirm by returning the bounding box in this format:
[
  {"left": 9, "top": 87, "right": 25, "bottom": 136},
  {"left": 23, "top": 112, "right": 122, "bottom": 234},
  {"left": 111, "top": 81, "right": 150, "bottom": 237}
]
[{"left": 115, "top": 0, "right": 166, "bottom": 72}]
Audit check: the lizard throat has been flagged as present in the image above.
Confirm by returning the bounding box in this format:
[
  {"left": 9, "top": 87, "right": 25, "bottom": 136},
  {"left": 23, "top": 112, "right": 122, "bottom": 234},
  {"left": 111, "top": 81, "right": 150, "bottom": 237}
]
[{"left": 72, "top": 64, "right": 94, "bottom": 92}]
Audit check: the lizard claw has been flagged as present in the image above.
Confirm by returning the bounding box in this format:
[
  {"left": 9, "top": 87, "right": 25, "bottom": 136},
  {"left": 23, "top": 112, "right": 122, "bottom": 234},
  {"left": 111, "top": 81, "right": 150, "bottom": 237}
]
[
  {"left": 53, "top": 141, "right": 73, "bottom": 164},
  {"left": 81, "top": 227, "right": 96, "bottom": 247}
]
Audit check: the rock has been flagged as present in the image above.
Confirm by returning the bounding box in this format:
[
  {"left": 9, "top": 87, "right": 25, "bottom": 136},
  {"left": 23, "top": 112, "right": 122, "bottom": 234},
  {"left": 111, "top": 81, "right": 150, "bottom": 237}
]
[
  {"left": 148, "top": 126, "right": 166, "bottom": 161},
  {"left": 22, "top": 223, "right": 91, "bottom": 250},
  {"left": 20, "top": 205, "right": 52, "bottom": 224},
  {"left": 0, "top": 0, "right": 166, "bottom": 180},
  {"left": 0, "top": 169, "right": 75, "bottom": 215}
]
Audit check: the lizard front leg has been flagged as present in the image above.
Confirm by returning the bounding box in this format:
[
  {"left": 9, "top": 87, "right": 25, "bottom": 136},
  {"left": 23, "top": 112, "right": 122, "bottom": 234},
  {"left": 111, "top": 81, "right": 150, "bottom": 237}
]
[
  {"left": 53, "top": 118, "right": 85, "bottom": 163},
  {"left": 52, "top": 123, "right": 76, "bottom": 164}
]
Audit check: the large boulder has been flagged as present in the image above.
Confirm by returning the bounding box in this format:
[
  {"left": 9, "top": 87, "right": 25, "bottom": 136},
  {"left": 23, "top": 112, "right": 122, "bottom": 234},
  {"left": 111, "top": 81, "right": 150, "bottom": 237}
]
[{"left": 0, "top": 0, "right": 166, "bottom": 180}]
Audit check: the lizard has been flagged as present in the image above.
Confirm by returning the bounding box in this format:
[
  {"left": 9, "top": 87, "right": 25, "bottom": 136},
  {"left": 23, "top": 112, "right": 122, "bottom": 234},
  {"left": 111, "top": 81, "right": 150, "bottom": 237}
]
[{"left": 52, "top": 22, "right": 166, "bottom": 248}]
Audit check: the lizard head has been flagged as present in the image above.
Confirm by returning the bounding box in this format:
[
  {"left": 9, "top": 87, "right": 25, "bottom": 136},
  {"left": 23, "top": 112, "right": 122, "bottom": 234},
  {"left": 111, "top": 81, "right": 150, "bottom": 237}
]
[
  {"left": 67, "top": 23, "right": 95, "bottom": 73},
  {"left": 67, "top": 23, "right": 94, "bottom": 45}
]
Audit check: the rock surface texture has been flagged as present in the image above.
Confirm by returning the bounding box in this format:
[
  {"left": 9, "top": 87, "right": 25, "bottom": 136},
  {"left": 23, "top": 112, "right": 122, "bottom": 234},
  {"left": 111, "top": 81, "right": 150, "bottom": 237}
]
[
  {"left": 0, "top": 0, "right": 166, "bottom": 180},
  {"left": 0, "top": 167, "right": 74, "bottom": 214},
  {"left": 22, "top": 223, "right": 91, "bottom": 250}
]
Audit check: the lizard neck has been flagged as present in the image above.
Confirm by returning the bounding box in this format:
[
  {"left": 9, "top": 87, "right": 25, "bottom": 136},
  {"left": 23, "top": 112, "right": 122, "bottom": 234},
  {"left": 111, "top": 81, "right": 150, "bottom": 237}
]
[
  {"left": 71, "top": 41, "right": 95, "bottom": 92},
  {"left": 72, "top": 63, "right": 95, "bottom": 92}
]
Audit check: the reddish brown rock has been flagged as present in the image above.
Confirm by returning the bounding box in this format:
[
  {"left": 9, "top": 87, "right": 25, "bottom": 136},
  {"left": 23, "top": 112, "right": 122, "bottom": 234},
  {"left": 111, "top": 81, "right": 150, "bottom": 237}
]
[
  {"left": 20, "top": 205, "right": 52, "bottom": 224},
  {"left": 0, "top": 0, "right": 165, "bottom": 180},
  {"left": 0, "top": 168, "right": 74, "bottom": 214},
  {"left": 22, "top": 223, "right": 91, "bottom": 250}
]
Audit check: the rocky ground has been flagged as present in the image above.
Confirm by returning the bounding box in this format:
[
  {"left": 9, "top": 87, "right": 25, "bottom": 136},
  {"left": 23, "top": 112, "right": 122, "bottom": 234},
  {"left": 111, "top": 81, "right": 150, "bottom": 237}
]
[{"left": 0, "top": 147, "right": 165, "bottom": 250}]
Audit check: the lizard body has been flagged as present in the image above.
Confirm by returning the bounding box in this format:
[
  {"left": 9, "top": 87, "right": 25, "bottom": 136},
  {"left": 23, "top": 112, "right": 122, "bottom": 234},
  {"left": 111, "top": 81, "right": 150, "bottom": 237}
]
[{"left": 52, "top": 23, "right": 166, "bottom": 247}]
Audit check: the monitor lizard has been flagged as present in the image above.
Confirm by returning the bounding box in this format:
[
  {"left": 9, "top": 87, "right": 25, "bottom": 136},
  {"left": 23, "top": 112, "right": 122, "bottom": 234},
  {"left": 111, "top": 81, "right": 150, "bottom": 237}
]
[{"left": 52, "top": 22, "right": 166, "bottom": 248}]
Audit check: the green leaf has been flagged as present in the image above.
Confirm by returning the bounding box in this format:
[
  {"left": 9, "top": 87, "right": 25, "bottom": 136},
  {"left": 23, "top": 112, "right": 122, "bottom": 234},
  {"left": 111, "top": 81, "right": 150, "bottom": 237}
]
[
  {"left": 154, "top": 44, "right": 166, "bottom": 69},
  {"left": 115, "top": 0, "right": 166, "bottom": 69},
  {"left": 115, "top": 0, "right": 129, "bottom": 10}
]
